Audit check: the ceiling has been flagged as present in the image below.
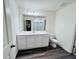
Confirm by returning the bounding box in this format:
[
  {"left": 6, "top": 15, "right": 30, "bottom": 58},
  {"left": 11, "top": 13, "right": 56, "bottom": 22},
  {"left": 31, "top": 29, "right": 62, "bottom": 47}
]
[{"left": 16, "top": 0, "right": 75, "bottom": 11}]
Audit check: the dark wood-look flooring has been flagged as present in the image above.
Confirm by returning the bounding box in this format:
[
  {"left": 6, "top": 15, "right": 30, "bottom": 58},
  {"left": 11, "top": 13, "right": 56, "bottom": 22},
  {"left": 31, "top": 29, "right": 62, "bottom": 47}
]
[{"left": 16, "top": 46, "right": 76, "bottom": 59}]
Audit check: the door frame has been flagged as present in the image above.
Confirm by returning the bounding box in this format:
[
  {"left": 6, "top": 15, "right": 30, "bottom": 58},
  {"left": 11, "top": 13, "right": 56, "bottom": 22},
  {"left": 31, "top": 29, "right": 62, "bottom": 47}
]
[{"left": 3, "top": 0, "right": 13, "bottom": 59}]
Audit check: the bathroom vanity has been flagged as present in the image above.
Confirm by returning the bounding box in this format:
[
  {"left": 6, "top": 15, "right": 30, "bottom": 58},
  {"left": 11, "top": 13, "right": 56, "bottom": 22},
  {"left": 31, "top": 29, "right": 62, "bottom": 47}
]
[{"left": 16, "top": 31, "right": 49, "bottom": 50}]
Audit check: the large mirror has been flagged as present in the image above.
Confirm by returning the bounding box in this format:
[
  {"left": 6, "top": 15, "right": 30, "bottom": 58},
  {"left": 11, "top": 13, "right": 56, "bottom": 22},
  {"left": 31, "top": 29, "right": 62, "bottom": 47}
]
[{"left": 23, "top": 15, "right": 46, "bottom": 31}]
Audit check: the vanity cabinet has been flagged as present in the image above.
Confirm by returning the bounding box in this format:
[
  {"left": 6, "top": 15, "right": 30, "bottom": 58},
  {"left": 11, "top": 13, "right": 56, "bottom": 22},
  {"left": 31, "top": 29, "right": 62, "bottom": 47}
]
[{"left": 17, "top": 34, "right": 49, "bottom": 50}]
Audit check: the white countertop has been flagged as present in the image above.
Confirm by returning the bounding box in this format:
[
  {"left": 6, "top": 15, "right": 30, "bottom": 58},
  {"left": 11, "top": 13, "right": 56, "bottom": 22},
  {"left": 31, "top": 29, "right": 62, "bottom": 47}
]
[{"left": 16, "top": 31, "right": 49, "bottom": 35}]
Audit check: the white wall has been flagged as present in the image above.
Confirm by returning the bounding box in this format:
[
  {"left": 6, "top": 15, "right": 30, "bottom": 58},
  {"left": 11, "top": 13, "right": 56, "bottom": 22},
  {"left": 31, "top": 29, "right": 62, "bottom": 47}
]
[
  {"left": 55, "top": 2, "right": 76, "bottom": 53},
  {"left": 18, "top": 8, "right": 56, "bottom": 34}
]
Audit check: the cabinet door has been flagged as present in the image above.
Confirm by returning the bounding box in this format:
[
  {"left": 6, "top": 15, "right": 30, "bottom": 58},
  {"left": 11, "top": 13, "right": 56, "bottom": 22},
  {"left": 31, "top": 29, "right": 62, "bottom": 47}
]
[
  {"left": 17, "top": 36, "right": 27, "bottom": 50},
  {"left": 42, "top": 35, "right": 49, "bottom": 47},
  {"left": 26, "top": 35, "right": 35, "bottom": 49},
  {"left": 34, "top": 35, "right": 42, "bottom": 48}
]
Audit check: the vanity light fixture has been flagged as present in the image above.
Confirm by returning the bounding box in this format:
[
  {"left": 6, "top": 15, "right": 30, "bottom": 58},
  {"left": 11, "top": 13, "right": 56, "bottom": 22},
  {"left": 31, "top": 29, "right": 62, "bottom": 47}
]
[{"left": 27, "top": 11, "right": 39, "bottom": 15}]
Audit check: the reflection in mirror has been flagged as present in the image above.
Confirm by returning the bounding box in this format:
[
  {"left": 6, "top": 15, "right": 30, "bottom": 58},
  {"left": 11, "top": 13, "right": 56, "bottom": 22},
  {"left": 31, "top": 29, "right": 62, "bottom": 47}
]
[{"left": 23, "top": 15, "right": 46, "bottom": 31}]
